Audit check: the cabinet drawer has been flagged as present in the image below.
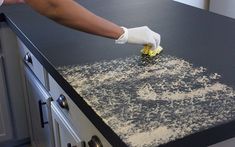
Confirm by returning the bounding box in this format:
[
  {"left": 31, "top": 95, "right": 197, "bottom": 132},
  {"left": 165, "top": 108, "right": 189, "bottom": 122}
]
[
  {"left": 17, "top": 38, "right": 47, "bottom": 87},
  {"left": 48, "top": 74, "right": 112, "bottom": 147},
  {"left": 51, "top": 102, "right": 85, "bottom": 147}
]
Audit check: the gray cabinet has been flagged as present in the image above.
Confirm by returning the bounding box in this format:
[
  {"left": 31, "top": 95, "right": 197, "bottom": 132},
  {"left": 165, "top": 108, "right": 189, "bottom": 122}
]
[
  {"left": 51, "top": 102, "right": 84, "bottom": 147},
  {"left": 23, "top": 63, "right": 54, "bottom": 147},
  {"left": 0, "top": 22, "right": 29, "bottom": 146},
  {"left": 0, "top": 55, "right": 13, "bottom": 142}
]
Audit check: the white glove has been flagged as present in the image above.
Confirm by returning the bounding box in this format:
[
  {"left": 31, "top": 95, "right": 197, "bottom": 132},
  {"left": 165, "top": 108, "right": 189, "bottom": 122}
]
[
  {"left": 0, "top": 0, "right": 3, "bottom": 6},
  {"left": 115, "top": 26, "right": 161, "bottom": 50}
]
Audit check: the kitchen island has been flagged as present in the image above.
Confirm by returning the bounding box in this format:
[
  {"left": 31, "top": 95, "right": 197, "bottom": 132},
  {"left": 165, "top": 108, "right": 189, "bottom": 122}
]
[{"left": 1, "top": 0, "right": 235, "bottom": 146}]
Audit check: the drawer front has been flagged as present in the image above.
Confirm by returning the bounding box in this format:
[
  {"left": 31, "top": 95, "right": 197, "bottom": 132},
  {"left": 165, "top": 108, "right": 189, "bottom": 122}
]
[
  {"left": 17, "top": 38, "right": 47, "bottom": 87},
  {"left": 49, "top": 74, "right": 112, "bottom": 147},
  {"left": 51, "top": 102, "right": 85, "bottom": 147},
  {"left": 23, "top": 64, "right": 54, "bottom": 147}
]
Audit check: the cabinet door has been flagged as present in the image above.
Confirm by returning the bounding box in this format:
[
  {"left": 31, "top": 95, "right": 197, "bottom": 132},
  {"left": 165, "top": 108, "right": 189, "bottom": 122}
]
[
  {"left": 0, "top": 55, "right": 13, "bottom": 142},
  {"left": 51, "top": 103, "right": 84, "bottom": 147},
  {"left": 24, "top": 64, "right": 54, "bottom": 147},
  {"left": 0, "top": 22, "right": 29, "bottom": 142}
]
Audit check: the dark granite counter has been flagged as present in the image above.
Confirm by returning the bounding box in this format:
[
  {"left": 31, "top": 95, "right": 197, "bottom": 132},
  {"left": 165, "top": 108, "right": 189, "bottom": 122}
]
[{"left": 1, "top": 0, "right": 235, "bottom": 146}]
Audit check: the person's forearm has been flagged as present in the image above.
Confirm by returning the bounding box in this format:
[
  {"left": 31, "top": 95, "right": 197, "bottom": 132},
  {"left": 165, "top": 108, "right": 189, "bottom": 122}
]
[{"left": 25, "top": 0, "right": 123, "bottom": 39}]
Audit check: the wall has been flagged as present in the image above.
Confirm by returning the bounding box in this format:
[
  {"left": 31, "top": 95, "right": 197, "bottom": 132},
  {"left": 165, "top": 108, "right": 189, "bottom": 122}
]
[
  {"left": 210, "top": 0, "right": 235, "bottom": 19},
  {"left": 174, "top": 0, "right": 210, "bottom": 10}
]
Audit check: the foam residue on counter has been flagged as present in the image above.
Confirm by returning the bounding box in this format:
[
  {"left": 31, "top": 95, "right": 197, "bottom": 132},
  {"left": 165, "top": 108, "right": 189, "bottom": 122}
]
[{"left": 57, "top": 55, "right": 235, "bottom": 147}]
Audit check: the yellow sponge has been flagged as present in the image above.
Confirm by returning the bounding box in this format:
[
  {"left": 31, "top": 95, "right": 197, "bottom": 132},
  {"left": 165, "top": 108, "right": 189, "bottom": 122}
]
[{"left": 141, "top": 45, "right": 163, "bottom": 57}]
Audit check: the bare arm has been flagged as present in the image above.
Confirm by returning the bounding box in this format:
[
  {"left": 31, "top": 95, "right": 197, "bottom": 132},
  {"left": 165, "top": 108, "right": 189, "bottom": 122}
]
[{"left": 25, "top": 0, "right": 124, "bottom": 39}]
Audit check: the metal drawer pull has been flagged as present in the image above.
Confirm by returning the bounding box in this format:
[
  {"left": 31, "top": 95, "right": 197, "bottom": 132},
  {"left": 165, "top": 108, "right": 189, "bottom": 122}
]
[
  {"left": 67, "top": 143, "right": 77, "bottom": 147},
  {"left": 38, "top": 100, "right": 48, "bottom": 128},
  {"left": 57, "top": 94, "right": 69, "bottom": 110},
  {"left": 88, "top": 136, "right": 103, "bottom": 147},
  {"left": 24, "top": 52, "right": 33, "bottom": 64},
  {"left": 81, "top": 141, "right": 86, "bottom": 147}
]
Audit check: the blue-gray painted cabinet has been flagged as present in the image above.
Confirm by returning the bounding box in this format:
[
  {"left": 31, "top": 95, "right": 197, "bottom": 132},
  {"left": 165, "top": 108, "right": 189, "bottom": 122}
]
[
  {"left": 0, "top": 50, "right": 13, "bottom": 143},
  {"left": 0, "top": 21, "right": 29, "bottom": 146},
  {"left": 51, "top": 101, "right": 85, "bottom": 147},
  {"left": 22, "top": 62, "right": 54, "bottom": 147}
]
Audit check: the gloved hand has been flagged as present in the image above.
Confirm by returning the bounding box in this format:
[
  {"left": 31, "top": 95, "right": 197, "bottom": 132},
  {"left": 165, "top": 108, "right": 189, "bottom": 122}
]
[
  {"left": 0, "top": 0, "right": 3, "bottom": 6},
  {"left": 115, "top": 26, "right": 161, "bottom": 50}
]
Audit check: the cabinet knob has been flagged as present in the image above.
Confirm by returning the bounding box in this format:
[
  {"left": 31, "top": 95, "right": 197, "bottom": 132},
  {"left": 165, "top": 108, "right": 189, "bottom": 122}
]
[
  {"left": 88, "top": 136, "right": 103, "bottom": 147},
  {"left": 57, "top": 94, "right": 69, "bottom": 110},
  {"left": 24, "top": 52, "right": 33, "bottom": 64}
]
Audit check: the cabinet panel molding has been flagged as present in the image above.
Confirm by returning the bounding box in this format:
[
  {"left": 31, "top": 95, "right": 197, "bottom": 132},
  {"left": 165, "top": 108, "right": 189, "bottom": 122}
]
[{"left": 0, "top": 55, "right": 13, "bottom": 142}]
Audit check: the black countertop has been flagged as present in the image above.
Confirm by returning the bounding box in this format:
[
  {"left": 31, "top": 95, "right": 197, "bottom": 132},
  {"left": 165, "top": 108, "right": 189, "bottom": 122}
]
[{"left": 1, "top": 0, "right": 235, "bottom": 146}]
